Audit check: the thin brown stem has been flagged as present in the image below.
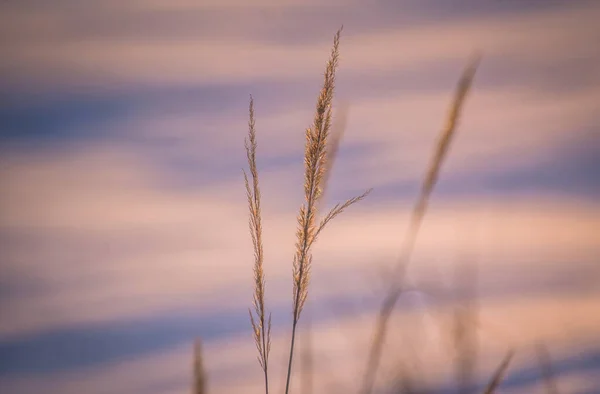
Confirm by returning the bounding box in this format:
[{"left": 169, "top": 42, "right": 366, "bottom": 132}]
[
  {"left": 301, "top": 305, "right": 314, "bottom": 394},
  {"left": 453, "top": 260, "right": 478, "bottom": 394},
  {"left": 482, "top": 350, "right": 514, "bottom": 394},
  {"left": 285, "top": 27, "right": 343, "bottom": 394}
]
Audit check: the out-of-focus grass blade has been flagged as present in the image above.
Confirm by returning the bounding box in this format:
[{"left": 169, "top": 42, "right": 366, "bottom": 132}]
[
  {"left": 482, "top": 350, "right": 514, "bottom": 394},
  {"left": 360, "top": 52, "right": 482, "bottom": 394},
  {"left": 193, "top": 339, "right": 206, "bottom": 394}
]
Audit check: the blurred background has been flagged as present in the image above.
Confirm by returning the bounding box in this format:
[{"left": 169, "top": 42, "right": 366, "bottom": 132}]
[{"left": 1, "top": 0, "right": 599, "bottom": 393}]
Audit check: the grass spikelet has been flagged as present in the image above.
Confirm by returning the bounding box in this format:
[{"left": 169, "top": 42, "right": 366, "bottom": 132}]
[
  {"left": 360, "top": 53, "right": 482, "bottom": 394},
  {"left": 284, "top": 26, "right": 371, "bottom": 394},
  {"left": 302, "top": 102, "right": 353, "bottom": 394},
  {"left": 300, "top": 307, "right": 314, "bottom": 394},
  {"left": 244, "top": 96, "right": 272, "bottom": 394}
]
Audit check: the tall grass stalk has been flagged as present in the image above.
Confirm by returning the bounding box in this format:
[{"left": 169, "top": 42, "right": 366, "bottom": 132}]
[
  {"left": 284, "top": 26, "right": 371, "bottom": 394},
  {"left": 244, "top": 96, "right": 272, "bottom": 394},
  {"left": 360, "top": 53, "right": 482, "bottom": 394},
  {"left": 298, "top": 101, "right": 350, "bottom": 394}
]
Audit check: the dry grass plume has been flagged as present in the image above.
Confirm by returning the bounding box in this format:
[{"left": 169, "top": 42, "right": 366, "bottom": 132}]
[
  {"left": 244, "top": 96, "right": 272, "bottom": 394},
  {"left": 285, "top": 26, "right": 371, "bottom": 394}
]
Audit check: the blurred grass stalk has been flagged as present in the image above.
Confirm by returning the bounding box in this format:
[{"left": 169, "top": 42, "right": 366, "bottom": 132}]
[
  {"left": 193, "top": 339, "right": 206, "bottom": 394},
  {"left": 453, "top": 260, "right": 479, "bottom": 394},
  {"left": 482, "top": 350, "right": 515, "bottom": 394},
  {"left": 359, "top": 53, "right": 482, "bottom": 394},
  {"left": 536, "top": 343, "right": 561, "bottom": 394}
]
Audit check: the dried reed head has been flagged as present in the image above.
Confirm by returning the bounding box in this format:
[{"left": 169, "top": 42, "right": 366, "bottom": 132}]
[
  {"left": 244, "top": 96, "right": 272, "bottom": 393},
  {"left": 292, "top": 27, "right": 371, "bottom": 322},
  {"left": 284, "top": 27, "right": 371, "bottom": 394}
]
